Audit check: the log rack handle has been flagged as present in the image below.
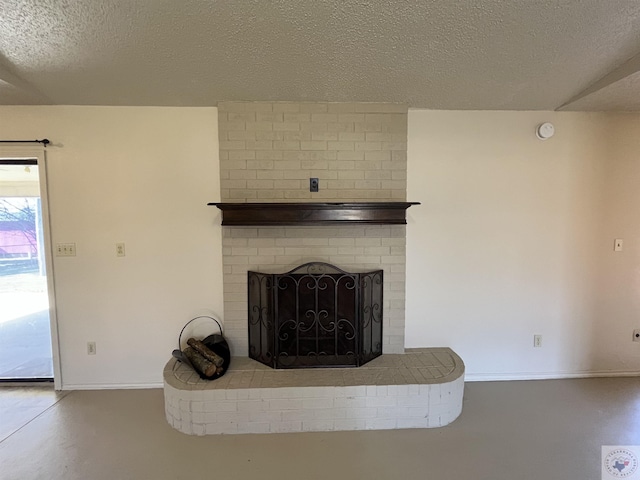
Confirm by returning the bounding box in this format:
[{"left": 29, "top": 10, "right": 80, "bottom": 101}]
[{"left": 178, "top": 315, "right": 224, "bottom": 350}]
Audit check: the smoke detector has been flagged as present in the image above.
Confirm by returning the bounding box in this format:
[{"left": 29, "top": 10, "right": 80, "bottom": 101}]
[{"left": 536, "top": 122, "right": 555, "bottom": 140}]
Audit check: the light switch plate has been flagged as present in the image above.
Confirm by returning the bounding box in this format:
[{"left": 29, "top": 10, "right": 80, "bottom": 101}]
[{"left": 56, "top": 243, "right": 76, "bottom": 256}]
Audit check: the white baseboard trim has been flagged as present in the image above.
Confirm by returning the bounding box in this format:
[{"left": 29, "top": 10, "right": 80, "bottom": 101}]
[
  {"left": 60, "top": 371, "right": 640, "bottom": 389},
  {"left": 62, "top": 382, "right": 163, "bottom": 390},
  {"left": 465, "top": 370, "right": 640, "bottom": 382}
]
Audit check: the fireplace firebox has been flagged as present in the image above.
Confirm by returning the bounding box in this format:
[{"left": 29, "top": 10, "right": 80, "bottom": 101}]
[{"left": 248, "top": 262, "right": 383, "bottom": 369}]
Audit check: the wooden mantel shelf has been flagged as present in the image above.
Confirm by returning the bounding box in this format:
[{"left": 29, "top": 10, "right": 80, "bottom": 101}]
[{"left": 208, "top": 202, "right": 420, "bottom": 226}]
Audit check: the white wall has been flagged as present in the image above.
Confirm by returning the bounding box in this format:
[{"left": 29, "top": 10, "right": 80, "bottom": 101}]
[
  {"left": 406, "top": 110, "right": 640, "bottom": 380},
  {"left": 4, "top": 106, "right": 638, "bottom": 387},
  {"left": 0, "top": 106, "right": 224, "bottom": 388}
]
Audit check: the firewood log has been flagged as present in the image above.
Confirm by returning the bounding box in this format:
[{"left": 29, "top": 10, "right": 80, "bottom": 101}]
[
  {"left": 183, "top": 347, "right": 217, "bottom": 377},
  {"left": 186, "top": 338, "right": 224, "bottom": 367}
]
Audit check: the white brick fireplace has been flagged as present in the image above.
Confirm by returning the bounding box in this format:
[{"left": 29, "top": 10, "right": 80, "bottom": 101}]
[
  {"left": 217, "top": 101, "right": 409, "bottom": 355},
  {"left": 163, "top": 102, "right": 465, "bottom": 435}
]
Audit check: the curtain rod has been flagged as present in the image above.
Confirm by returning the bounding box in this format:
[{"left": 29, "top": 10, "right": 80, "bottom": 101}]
[{"left": 0, "top": 139, "right": 50, "bottom": 146}]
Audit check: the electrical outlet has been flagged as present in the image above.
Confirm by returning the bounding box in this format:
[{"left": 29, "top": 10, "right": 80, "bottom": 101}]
[
  {"left": 633, "top": 330, "right": 640, "bottom": 342},
  {"left": 116, "top": 243, "right": 125, "bottom": 257},
  {"left": 87, "top": 342, "right": 97, "bottom": 355},
  {"left": 310, "top": 177, "right": 319, "bottom": 192},
  {"left": 534, "top": 335, "right": 542, "bottom": 347},
  {"left": 56, "top": 243, "right": 76, "bottom": 256},
  {"left": 614, "top": 239, "right": 624, "bottom": 252}
]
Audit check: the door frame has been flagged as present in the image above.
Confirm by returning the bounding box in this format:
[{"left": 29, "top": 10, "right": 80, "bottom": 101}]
[{"left": 0, "top": 145, "right": 62, "bottom": 389}]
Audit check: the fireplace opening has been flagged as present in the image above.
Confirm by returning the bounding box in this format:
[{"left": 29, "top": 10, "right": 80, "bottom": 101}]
[{"left": 248, "top": 262, "right": 383, "bottom": 369}]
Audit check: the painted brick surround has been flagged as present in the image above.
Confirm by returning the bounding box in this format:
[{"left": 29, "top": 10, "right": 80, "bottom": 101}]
[
  {"left": 217, "top": 102, "right": 409, "bottom": 355},
  {"left": 164, "top": 350, "right": 465, "bottom": 435}
]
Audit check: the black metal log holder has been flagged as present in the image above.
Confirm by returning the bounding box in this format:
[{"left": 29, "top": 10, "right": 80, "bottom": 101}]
[
  {"left": 172, "top": 316, "right": 231, "bottom": 380},
  {"left": 248, "top": 262, "right": 383, "bottom": 369}
]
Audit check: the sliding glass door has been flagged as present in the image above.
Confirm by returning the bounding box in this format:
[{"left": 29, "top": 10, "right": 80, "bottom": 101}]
[{"left": 0, "top": 159, "right": 53, "bottom": 381}]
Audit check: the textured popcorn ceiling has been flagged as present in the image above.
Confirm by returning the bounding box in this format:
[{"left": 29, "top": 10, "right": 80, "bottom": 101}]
[{"left": 2, "top": 0, "right": 640, "bottom": 110}]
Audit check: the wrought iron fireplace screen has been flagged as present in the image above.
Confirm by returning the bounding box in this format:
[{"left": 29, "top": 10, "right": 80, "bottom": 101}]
[{"left": 248, "top": 262, "right": 383, "bottom": 369}]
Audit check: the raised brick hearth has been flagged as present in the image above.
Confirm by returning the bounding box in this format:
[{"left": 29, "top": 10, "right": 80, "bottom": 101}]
[{"left": 164, "top": 348, "right": 464, "bottom": 435}]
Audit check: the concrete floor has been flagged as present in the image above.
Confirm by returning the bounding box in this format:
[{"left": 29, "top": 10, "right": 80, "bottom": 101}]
[
  {"left": 1, "top": 377, "right": 639, "bottom": 480},
  {"left": 0, "top": 272, "right": 53, "bottom": 379},
  {"left": 0, "top": 310, "right": 53, "bottom": 379}
]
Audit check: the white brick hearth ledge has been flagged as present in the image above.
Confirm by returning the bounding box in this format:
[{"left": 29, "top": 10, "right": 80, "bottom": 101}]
[{"left": 163, "top": 348, "right": 465, "bottom": 435}]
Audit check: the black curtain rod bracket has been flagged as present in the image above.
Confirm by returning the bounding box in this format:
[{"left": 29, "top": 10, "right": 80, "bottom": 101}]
[{"left": 0, "top": 139, "right": 50, "bottom": 147}]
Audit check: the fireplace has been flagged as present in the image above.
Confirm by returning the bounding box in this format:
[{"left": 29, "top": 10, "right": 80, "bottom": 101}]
[
  {"left": 163, "top": 102, "right": 466, "bottom": 435},
  {"left": 216, "top": 101, "right": 411, "bottom": 357},
  {"left": 248, "top": 262, "right": 383, "bottom": 368}
]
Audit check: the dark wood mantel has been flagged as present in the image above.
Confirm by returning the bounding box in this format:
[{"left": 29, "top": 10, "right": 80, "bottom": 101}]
[{"left": 208, "top": 202, "right": 420, "bottom": 226}]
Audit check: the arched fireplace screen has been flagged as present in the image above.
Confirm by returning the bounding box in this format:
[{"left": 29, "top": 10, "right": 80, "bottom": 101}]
[{"left": 248, "top": 262, "right": 383, "bottom": 369}]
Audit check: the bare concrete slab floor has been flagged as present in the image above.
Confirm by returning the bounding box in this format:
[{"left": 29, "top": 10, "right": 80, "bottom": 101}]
[
  {"left": 0, "top": 387, "right": 67, "bottom": 442},
  {"left": 1, "top": 377, "right": 639, "bottom": 480},
  {"left": 0, "top": 272, "right": 53, "bottom": 379},
  {"left": 0, "top": 311, "right": 53, "bottom": 379}
]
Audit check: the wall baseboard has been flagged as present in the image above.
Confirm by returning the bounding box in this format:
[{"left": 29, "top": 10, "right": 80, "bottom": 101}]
[
  {"left": 60, "top": 371, "right": 640, "bottom": 390},
  {"left": 465, "top": 370, "right": 640, "bottom": 382},
  {"left": 62, "top": 382, "right": 163, "bottom": 390}
]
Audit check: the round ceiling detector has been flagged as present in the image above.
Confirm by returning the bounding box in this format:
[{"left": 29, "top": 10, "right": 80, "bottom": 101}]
[{"left": 536, "top": 122, "right": 555, "bottom": 140}]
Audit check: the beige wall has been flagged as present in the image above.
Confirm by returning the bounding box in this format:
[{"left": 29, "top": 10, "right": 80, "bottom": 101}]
[
  {"left": 0, "top": 106, "right": 223, "bottom": 388},
  {"left": 596, "top": 114, "right": 640, "bottom": 373},
  {"left": 406, "top": 110, "right": 640, "bottom": 379},
  {"left": 3, "top": 105, "right": 639, "bottom": 387}
]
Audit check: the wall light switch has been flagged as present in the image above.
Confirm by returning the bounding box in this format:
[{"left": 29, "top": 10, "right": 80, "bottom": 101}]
[
  {"left": 56, "top": 243, "right": 76, "bottom": 256},
  {"left": 614, "top": 239, "right": 624, "bottom": 252}
]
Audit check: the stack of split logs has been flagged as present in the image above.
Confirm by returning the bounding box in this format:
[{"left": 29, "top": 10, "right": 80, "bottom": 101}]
[{"left": 183, "top": 338, "right": 224, "bottom": 377}]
